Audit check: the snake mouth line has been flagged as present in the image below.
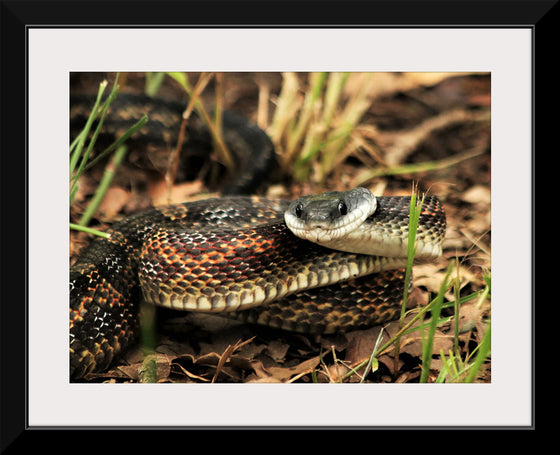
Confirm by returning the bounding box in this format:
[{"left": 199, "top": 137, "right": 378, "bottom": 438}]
[{"left": 290, "top": 207, "right": 371, "bottom": 244}]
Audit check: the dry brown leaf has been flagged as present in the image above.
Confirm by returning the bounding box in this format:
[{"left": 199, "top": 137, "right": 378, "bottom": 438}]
[
  {"left": 112, "top": 364, "right": 140, "bottom": 380},
  {"left": 97, "top": 186, "right": 130, "bottom": 220},
  {"left": 249, "top": 356, "right": 320, "bottom": 383},
  {"left": 326, "top": 363, "right": 353, "bottom": 383},
  {"left": 173, "top": 359, "right": 211, "bottom": 382},
  {"left": 462, "top": 184, "right": 491, "bottom": 205},
  {"left": 171, "top": 352, "right": 217, "bottom": 380},
  {"left": 247, "top": 360, "right": 271, "bottom": 381},
  {"left": 71, "top": 174, "right": 97, "bottom": 204},
  {"left": 319, "top": 333, "right": 349, "bottom": 352},
  {"left": 248, "top": 376, "right": 284, "bottom": 383},
  {"left": 264, "top": 340, "right": 290, "bottom": 362},
  {"left": 212, "top": 338, "right": 255, "bottom": 382},
  {"left": 412, "top": 266, "right": 447, "bottom": 296},
  {"left": 344, "top": 327, "right": 384, "bottom": 367},
  {"left": 399, "top": 331, "right": 453, "bottom": 358},
  {"left": 150, "top": 179, "right": 205, "bottom": 206}
]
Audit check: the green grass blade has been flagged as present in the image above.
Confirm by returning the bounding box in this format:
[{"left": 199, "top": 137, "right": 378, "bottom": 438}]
[
  {"left": 70, "top": 130, "right": 85, "bottom": 155},
  {"left": 82, "top": 114, "right": 148, "bottom": 173},
  {"left": 69, "top": 223, "right": 111, "bottom": 239},
  {"left": 78, "top": 145, "right": 128, "bottom": 226},
  {"left": 70, "top": 75, "right": 121, "bottom": 202},
  {"left": 321, "top": 72, "right": 349, "bottom": 128},
  {"left": 69, "top": 80, "right": 107, "bottom": 176},
  {"left": 358, "top": 328, "right": 384, "bottom": 383},
  {"left": 166, "top": 71, "right": 192, "bottom": 94},
  {"left": 435, "top": 349, "right": 451, "bottom": 383},
  {"left": 145, "top": 72, "right": 166, "bottom": 96},
  {"left": 420, "top": 263, "right": 453, "bottom": 383},
  {"left": 287, "top": 72, "right": 327, "bottom": 156},
  {"left": 402, "top": 191, "right": 423, "bottom": 318},
  {"left": 392, "top": 188, "right": 422, "bottom": 375},
  {"left": 452, "top": 260, "right": 462, "bottom": 356},
  {"left": 464, "top": 323, "right": 491, "bottom": 383}
]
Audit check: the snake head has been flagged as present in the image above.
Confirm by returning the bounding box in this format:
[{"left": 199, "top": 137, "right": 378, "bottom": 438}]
[{"left": 284, "top": 187, "right": 377, "bottom": 244}]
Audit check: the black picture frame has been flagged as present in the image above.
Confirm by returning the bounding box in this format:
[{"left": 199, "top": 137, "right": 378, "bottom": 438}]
[{"left": 1, "top": 0, "right": 547, "bottom": 449}]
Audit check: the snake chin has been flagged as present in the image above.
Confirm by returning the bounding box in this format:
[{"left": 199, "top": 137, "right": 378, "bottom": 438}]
[
  {"left": 309, "top": 227, "right": 334, "bottom": 244},
  {"left": 287, "top": 224, "right": 344, "bottom": 244}
]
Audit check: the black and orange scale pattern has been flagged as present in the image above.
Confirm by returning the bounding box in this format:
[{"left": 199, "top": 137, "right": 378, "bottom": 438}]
[
  {"left": 138, "top": 219, "right": 402, "bottom": 313},
  {"left": 70, "top": 196, "right": 428, "bottom": 379},
  {"left": 233, "top": 268, "right": 407, "bottom": 334},
  {"left": 70, "top": 196, "right": 286, "bottom": 379}
]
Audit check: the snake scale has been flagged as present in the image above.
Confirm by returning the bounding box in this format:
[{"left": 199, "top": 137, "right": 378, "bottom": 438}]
[{"left": 70, "top": 93, "right": 446, "bottom": 380}]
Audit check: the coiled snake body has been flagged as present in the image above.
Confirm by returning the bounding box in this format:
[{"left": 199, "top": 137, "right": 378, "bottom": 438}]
[{"left": 70, "top": 95, "right": 446, "bottom": 380}]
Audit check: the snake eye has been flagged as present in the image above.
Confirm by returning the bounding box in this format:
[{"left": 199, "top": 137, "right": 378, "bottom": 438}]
[
  {"left": 295, "top": 203, "right": 304, "bottom": 218},
  {"left": 337, "top": 200, "right": 348, "bottom": 216}
]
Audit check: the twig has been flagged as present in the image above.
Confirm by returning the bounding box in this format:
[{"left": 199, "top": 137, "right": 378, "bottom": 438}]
[
  {"left": 211, "top": 337, "right": 255, "bottom": 383},
  {"left": 353, "top": 146, "right": 487, "bottom": 186},
  {"left": 166, "top": 72, "right": 214, "bottom": 196},
  {"left": 383, "top": 109, "right": 489, "bottom": 166}
]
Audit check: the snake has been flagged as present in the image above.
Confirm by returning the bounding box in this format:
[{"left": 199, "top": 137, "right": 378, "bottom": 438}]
[
  {"left": 69, "top": 93, "right": 446, "bottom": 380},
  {"left": 70, "top": 93, "right": 277, "bottom": 195}
]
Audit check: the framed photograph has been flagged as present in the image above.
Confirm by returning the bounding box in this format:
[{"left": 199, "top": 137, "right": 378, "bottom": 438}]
[{"left": 1, "top": 0, "right": 544, "bottom": 444}]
